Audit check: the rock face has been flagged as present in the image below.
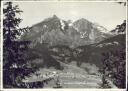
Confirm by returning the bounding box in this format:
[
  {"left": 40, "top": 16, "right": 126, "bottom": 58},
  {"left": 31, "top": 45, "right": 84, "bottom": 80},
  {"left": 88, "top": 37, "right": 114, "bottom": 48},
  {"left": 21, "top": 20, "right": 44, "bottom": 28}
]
[{"left": 22, "top": 15, "right": 112, "bottom": 48}]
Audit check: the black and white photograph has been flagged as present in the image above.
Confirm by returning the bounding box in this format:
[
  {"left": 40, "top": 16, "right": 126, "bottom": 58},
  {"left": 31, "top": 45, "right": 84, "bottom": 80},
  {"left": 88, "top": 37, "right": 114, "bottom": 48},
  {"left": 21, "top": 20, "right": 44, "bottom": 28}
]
[{"left": 1, "top": 0, "right": 127, "bottom": 90}]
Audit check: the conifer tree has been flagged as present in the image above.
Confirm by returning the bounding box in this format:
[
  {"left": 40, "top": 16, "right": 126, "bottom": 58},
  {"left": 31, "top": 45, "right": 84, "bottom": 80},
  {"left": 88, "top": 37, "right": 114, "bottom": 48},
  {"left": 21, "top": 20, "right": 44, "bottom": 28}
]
[
  {"left": 3, "top": 2, "right": 35, "bottom": 88},
  {"left": 101, "top": 20, "right": 126, "bottom": 88}
]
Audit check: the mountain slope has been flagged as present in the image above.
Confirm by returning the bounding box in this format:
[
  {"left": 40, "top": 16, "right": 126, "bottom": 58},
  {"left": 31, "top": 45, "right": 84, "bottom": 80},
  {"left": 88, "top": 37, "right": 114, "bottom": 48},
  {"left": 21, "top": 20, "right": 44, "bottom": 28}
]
[{"left": 74, "top": 34, "right": 125, "bottom": 69}]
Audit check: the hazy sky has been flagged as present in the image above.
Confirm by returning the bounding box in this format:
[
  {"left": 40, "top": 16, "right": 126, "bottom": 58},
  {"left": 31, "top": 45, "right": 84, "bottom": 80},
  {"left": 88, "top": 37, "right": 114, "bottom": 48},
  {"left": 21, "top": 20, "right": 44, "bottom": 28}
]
[{"left": 13, "top": 2, "right": 126, "bottom": 30}]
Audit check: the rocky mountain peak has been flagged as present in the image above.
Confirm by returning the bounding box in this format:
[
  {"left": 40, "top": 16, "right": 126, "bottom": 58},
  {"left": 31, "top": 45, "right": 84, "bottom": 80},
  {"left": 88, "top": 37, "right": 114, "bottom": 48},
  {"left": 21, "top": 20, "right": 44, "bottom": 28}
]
[
  {"left": 22, "top": 15, "right": 112, "bottom": 48},
  {"left": 53, "top": 14, "right": 59, "bottom": 19}
]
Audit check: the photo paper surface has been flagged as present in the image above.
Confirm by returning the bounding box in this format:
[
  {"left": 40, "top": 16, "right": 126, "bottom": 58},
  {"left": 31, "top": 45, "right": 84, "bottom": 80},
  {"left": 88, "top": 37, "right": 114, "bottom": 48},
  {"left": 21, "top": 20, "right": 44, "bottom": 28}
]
[{"left": 0, "top": 0, "right": 127, "bottom": 90}]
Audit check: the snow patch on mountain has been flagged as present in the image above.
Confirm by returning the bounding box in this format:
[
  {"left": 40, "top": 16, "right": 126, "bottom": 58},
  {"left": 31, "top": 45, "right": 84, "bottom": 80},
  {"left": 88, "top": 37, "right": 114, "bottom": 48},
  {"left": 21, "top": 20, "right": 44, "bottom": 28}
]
[
  {"left": 93, "top": 23, "right": 108, "bottom": 33},
  {"left": 60, "top": 20, "right": 65, "bottom": 30},
  {"left": 69, "top": 22, "right": 73, "bottom": 26},
  {"left": 89, "top": 29, "right": 95, "bottom": 40},
  {"left": 80, "top": 31, "right": 88, "bottom": 38},
  {"left": 43, "top": 25, "right": 47, "bottom": 28}
]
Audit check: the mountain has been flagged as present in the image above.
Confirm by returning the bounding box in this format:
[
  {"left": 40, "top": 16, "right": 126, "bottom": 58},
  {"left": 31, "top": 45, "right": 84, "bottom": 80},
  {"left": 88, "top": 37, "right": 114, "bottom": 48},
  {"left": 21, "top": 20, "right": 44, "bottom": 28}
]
[
  {"left": 72, "top": 18, "right": 112, "bottom": 44},
  {"left": 21, "top": 15, "right": 126, "bottom": 71},
  {"left": 21, "top": 14, "right": 118, "bottom": 70},
  {"left": 22, "top": 15, "right": 112, "bottom": 48}
]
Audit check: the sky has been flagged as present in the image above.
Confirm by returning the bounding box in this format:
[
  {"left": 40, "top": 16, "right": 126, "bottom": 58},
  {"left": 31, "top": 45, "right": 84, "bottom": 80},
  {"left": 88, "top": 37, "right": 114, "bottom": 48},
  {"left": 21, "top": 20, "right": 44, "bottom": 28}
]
[{"left": 12, "top": 1, "right": 126, "bottom": 31}]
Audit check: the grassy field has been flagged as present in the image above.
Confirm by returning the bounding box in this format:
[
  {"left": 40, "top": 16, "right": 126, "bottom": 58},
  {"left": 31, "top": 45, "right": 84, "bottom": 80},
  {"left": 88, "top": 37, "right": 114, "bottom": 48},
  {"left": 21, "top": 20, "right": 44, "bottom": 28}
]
[{"left": 23, "top": 61, "right": 103, "bottom": 88}]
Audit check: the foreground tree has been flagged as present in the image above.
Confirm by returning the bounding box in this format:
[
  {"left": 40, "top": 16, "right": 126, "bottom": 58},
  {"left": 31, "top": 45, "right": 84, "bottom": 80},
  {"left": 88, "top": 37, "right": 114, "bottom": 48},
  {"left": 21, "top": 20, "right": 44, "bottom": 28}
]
[
  {"left": 3, "top": 2, "right": 36, "bottom": 88},
  {"left": 101, "top": 20, "right": 126, "bottom": 88}
]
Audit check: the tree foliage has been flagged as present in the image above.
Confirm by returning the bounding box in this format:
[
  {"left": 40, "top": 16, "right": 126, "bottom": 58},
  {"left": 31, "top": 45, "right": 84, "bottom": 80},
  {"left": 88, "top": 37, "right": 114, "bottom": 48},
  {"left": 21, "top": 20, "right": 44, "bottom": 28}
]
[
  {"left": 3, "top": 2, "right": 35, "bottom": 88},
  {"left": 101, "top": 20, "right": 126, "bottom": 88},
  {"left": 111, "top": 20, "right": 126, "bottom": 33}
]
